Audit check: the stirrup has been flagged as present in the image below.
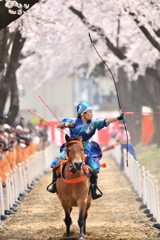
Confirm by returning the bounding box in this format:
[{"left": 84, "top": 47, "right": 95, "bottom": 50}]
[
  {"left": 92, "top": 184, "right": 103, "bottom": 200},
  {"left": 46, "top": 182, "right": 57, "bottom": 193}
]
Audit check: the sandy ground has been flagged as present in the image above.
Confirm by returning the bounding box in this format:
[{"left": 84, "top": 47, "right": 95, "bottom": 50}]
[{"left": 0, "top": 152, "right": 160, "bottom": 240}]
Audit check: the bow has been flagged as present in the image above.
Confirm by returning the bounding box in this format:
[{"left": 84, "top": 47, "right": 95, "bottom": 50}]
[{"left": 89, "top": 33, "right": 128, "bottom": 167}]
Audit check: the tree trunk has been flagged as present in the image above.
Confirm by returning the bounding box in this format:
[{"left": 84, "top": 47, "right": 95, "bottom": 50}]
[
  {"left": 0, "top": 27, "right": 9, "bottom": 72},
  {"left": 7, "top": 74, "right": 19, "bottom": 126},
  {"left": 146, "top": 61, "right": 160, "bottom": 147},
  {"left": 134, "top": 73, "right": 158, "bottom": 145},
  {"left": 130, "top": 80, "right": 142, "bottom": 144},
  {"left": 0, "top": 29, "right": 25, "bottom": 115},
  {"left": 155, "top": 60, "right": 160, "bottom": 147},
  {"left": 117, "top": 67, "right": 139, "bottom": 144}
]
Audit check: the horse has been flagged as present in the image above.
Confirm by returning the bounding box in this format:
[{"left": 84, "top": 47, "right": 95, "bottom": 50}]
[{"left": 56, "top": 134, "right": 92, "bottom": 240}]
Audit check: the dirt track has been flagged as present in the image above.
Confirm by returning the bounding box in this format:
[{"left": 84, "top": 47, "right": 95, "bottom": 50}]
[{"left": 0, "top": 152, "right": 160, "bottom": 240}]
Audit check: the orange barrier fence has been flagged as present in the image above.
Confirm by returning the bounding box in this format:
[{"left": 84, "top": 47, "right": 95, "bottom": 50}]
[
  {"left": 0, "top": 142, "right": 39, "bottom": 184},
  {"left": 0, "top": 143, "right": 57, "bottom": 227}
]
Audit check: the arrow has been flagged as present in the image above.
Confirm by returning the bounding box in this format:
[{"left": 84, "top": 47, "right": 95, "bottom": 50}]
[
  {"left": 39, "top": 96, "right": 70, "bottom": 135},
  {"left": 39, "top": 96, "right": 61, "bottom": 122},
  {"left": 28, "top": 110, "right": 66, "bottom": 135},
  {"left": 124, "top": 112, "right": 160, "bottom": 115}
]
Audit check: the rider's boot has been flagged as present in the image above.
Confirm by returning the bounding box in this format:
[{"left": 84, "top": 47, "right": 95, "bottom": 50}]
[
  {"left": 47, "top": 168, "right": 57, "bottom": 193},
  {"left": 90, "top": 171, "right": 103, "bottom": 200}
]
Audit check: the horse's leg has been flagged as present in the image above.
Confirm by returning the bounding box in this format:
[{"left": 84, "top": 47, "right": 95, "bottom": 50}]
[
  {"left": 64, "top": 212, "right": 72, "bottom": 236},
  {"left": 78, "top": 210, "right": 85, "bottom": 240},
  {"left": 70, "top": 207, "right": 72, "bottom": 214},
  {"left": 84, "top": 202, "right": 91, "bottom": 235},
  {"left": 62, "top": 203, "right": 72, "bottom": 237},
  {"left": 77, "top": 201, "right": 87, "bottom": 240}
]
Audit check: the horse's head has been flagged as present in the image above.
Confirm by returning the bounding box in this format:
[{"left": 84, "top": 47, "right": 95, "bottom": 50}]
[{"left": 65, "top": 134, "right": 84, "bottom": 171}]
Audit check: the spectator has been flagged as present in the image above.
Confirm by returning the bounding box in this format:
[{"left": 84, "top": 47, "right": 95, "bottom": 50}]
[
  {"left": 0, "top": 134, "right": 11, "bottom": 185},
  {"left": 0, "top": 114, "right": 8, "bottom": 126},
  {"left": 0, "top": 117, "right": 47, "bottom": 185},
  {"left": 115, "top": 124, "right": 137, "bottom": 171},
  {"left": 109, "top": 124, "right": 118, "bottom": 139},
  {"left": 33, "top": 130, "right": 40, "bottom": 145},
  {"left": 0, "top": 125, "right": 5, "bottom": 135},
  {"left": 13, "top": 117, "right": 18, "bottom": 128},
  {"left": 26, "top": 119, "right": 33, "bottom": 130},
  {"left": 0, "top": 139, "right": 5, "bottom": 161},
  {"left": 37, "top": 119, "right": 48, "bottom": 130},
  {"left": 18, "top": 116, "right": 25, "bottom": 128},
  {"left": 15, "top": 125, "right": 25, "bottom": 146},
  {"left": 3, "top": 123, "right": 11, "bottom": 134}
]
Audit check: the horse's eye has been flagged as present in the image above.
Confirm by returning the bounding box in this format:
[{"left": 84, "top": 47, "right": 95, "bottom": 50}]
[{"left": 68, "top": 150, "right": 70, "bottom": 152}]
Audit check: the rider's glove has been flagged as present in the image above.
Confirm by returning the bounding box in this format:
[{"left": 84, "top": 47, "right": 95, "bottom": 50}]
[{"left": 117, "top": 114, "right": 125, "bottom": 120}]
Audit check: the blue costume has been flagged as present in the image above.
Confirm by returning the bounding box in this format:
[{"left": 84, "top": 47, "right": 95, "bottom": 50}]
[
  {"left": 51, "top": 117, "right": 109, "bottom": 171},
  {"left": 47, "top": 102, "right": 124, "bottom": 197}
]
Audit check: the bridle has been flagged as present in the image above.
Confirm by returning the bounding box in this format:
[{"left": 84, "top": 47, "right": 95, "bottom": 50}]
[
  {"left": 56, "top": 140, "right": 86, "bottom": 165},
  {"left": 66, "top": 139, "right": 85, "bottom": 158},
  {"left": 56, "top": 140, "right": 89, "bottom": 184}
]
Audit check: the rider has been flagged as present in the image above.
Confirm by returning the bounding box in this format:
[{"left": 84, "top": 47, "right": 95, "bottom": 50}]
[{"left": 48, "top": 102, "right": 125, "bottom": 199}]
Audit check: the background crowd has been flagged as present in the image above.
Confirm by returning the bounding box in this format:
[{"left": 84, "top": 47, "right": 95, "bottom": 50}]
[{"left": 0, "top": 115, "right": 49, "bottom": 185}]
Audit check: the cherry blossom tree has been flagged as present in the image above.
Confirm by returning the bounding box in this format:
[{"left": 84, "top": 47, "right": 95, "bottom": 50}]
[
  {"left": 2, "top": 0, "right": 160, "bottom": 84},
  {"left": 66, "top": 1, "right": 160, "bottom": 144},
  {"left": 0, "top": 0, "right": 160, "bottom": 142}
]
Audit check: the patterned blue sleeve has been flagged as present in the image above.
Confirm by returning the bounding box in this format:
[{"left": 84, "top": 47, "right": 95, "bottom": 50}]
[
  {"left": 92, "top": 119, "right": 109, "bottom": 130},
  {"left": 60, "top": 118, "right": 75, "bottom": 129}
]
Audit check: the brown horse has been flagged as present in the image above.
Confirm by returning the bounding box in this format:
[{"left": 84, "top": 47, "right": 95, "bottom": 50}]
[{"left": 56, "top": 134, "right": 92, "bottom": 240}]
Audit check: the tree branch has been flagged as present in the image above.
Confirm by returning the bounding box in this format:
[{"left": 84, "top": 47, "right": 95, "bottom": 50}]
[
  {"left": 154, "top": 29, "right": 160, "bottom": 38},
  {"left": 69, "top": 6, "right": 126, "bottom": 60},
  {"left": 125, "top": 9, "right": 160, "bottom": 52}
]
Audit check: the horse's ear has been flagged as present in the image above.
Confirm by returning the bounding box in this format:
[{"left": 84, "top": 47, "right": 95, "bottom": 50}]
[
  {"left": 78, "top": 136, "right": 83, "bottom": 142},
  {"left": 65, "top": 134, "right": 70, "bottom": 143}
]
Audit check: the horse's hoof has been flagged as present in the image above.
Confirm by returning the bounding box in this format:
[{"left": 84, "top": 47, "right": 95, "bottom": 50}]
[{"left": 79, "top": 234, "right": 85, "bottom": 240}]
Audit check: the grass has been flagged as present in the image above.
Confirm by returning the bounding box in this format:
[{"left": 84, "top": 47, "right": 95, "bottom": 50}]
[{"left": 135, "top": 143, "right": 160, "bottom": 191}]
